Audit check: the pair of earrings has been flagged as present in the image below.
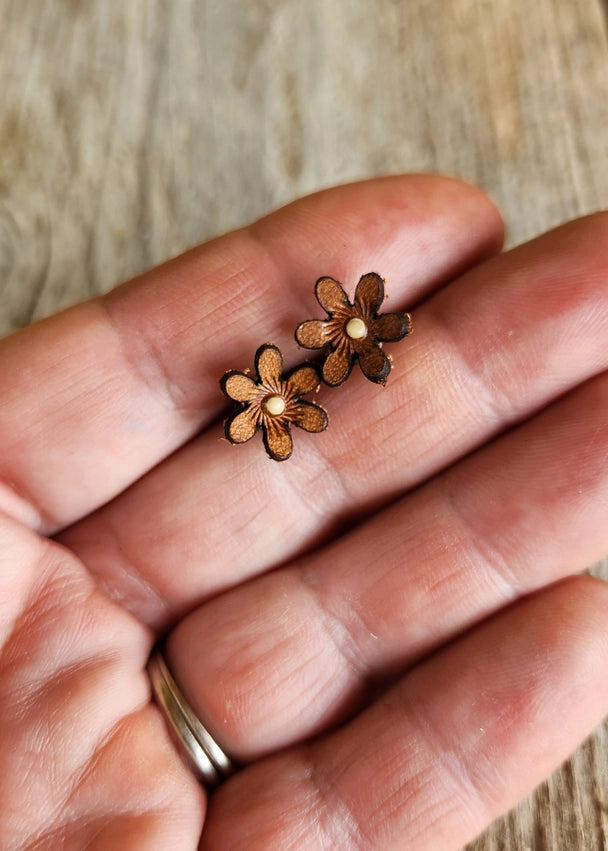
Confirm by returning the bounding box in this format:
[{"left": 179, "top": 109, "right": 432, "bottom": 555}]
[{"left": 220, "top": 272, "right": 413, "bottom": 461}]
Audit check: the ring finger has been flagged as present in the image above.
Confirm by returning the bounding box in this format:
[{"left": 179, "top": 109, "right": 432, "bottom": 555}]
[{"left": 199, "top": 576, "right": 608, "bottom": 850}]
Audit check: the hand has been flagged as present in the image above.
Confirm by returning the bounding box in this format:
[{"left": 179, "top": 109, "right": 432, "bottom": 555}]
[{"left": 1, "top": 176, "right": 606, "bottom": 850}]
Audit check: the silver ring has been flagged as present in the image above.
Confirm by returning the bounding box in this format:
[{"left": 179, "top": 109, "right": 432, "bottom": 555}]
[{"left": 148, "top": 643, "right": 235, "bottom": 788}]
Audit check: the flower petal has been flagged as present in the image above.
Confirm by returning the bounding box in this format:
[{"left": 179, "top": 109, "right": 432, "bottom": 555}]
[
  {"left": 255, "top": 344, "right": 283, "bottom": 387},
  {"left": 295, "top": 320, "right": 327, "bottom": 350},
  {"left": 355, "top": 272, "right": 385, "bottom": 316},
  {"left": 263, "top": 419, "right": 293, "bottom": 461},
  {"left": 220, "top": 371, "right": 258, "bottom": 402},
  {"left": 291, "top": 401, "right": 328, "bottom": 433},
  {"left": 315, "top": 276, "right": 349, "bottom": 314},
  {"left": 225, "top": 408, "right": 259, "bottom": 444},
  {"left": 322, "top": 349, "right": 353, "bottom": 386},
  {"left": 371, "top": 311, "right": 412, "bottom": 343},
  {"left": 357, "top": 342, "right": 392, "bottom": 385},
  {"left": 287, "top": 364, "right": 321, "bottom": 396}
]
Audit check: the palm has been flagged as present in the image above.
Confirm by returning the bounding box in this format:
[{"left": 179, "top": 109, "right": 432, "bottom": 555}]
[
  {"left": 1, "top": 176, "right": 607, "bottom": 850},
  {"left": 0, "top": 542, "right": 203, "bottom": 848}
]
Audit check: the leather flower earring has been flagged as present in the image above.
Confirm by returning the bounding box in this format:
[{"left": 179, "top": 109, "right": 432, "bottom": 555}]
[
  {"left": 220, "top": 343, "right": 328, "bottom": 461},
  {"left": 220, "top": 272, "right": 413, "bottom": 461},
  {"left": 295, "top": 273, "right": 412, "bottom": 386}
]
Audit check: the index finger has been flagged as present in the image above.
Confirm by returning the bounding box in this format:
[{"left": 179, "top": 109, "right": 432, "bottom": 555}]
[{"left": 0, "top": 176, "right": 502, "bottom": 533}]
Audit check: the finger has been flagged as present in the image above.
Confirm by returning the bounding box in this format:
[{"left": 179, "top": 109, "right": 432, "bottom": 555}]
[
  {"left": 199, "top": 576, "right": 608, "bottom": 851},
  {"left": 167, "top": 369, "right": 608, "bottom": 759},
  {"left": 63, "top": 213, "right": 608, "bottom": 626},
  {"left": 0, "top": 176, "right": 501, "bottom": 533}
]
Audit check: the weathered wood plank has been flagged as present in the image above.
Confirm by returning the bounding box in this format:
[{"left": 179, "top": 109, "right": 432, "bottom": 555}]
[
  {"left": 0, "top": 1, "right": 607, "bottom": 847},
  {"left": 2, "top": 0, "right": 608, "bottom": 336}
]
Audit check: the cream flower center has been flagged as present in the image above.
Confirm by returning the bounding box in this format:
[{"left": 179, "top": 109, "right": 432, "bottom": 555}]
[
  {"left": 264, "top": 395, "right": 286, "bottom": 416},
  {"left": 345, "top": 317, "right": 368, "bottom": 340}
]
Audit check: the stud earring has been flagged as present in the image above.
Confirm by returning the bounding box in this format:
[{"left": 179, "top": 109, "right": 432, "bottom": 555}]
[
  {"left": 295, "top": 272, "right": 412, "bottom": 386},
  {"left": 220, "top": 273, "right": 413, "bottom": 461},
  {"left": 220, "top": 343, "right": 328, "bottom": 462}
]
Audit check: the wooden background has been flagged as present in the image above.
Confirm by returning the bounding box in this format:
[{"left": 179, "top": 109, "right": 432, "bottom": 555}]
[{"left": 1, "top": 1, "right": 607, "bottom": 847}]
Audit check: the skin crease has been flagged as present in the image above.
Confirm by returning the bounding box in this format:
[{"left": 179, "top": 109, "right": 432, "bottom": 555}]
[{"left": 0, "top": 176, "right": 605, "bottom": 849}]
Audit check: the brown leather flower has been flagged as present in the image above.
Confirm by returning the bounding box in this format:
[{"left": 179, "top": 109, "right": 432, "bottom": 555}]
[
  {"left": 220, "top": 343, "right": 328, "bottom": 461},
  {"left": 295, "top": 273, "right": 412, "bottom": 386}
]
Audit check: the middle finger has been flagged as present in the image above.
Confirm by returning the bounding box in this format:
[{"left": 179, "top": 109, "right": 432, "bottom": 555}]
[{"left": 168, "top": 367, "right": 608, "bottom": 762}]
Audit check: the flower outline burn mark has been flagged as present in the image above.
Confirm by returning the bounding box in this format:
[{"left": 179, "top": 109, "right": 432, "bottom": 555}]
[
  {"left": 220, "top": 343, "right": 328, "bottom": 461},
  {"left": 295, "top": 273, "right": 412, "bottom": 386}
]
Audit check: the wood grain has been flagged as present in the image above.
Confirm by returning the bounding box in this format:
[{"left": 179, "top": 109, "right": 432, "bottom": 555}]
[{"left": 1, "top": 1, "right": 607, "bottom": 847}]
